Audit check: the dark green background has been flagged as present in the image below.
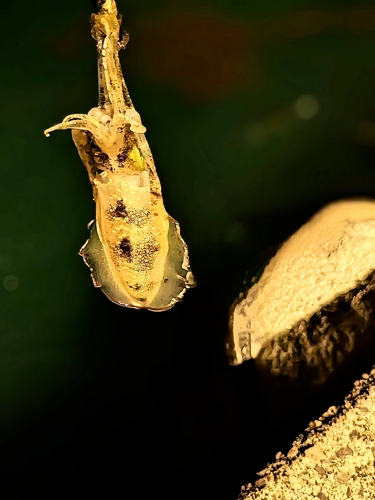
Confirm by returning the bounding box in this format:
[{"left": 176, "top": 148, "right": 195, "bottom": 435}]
[{"left": 2, "top": 0, "right": 375, "bottom": 498}]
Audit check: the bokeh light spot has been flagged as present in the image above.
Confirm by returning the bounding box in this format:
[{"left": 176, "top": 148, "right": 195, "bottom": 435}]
[
  {"left": 3, "top": 275, "right": 19, "bottom": 292},
  {"left": 294, "top": 94, "right": 320, "bottom": 120}
]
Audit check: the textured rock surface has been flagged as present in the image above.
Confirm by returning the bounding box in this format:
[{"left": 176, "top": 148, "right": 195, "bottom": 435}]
[
  {"left": 238, "top": 369, "right": 375, "bottom": 500},
  {"left": 227, "top": 200, "right": 375, "bottom": 380},
  {"left": 254, "top": 272, "right": 375, "bottom": 385}
]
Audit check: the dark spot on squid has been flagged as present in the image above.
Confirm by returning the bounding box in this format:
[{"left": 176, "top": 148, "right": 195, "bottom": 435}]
[
  {"left": 98, "top": 86, "right": 105, "bottom": 106},
  {"left": 116, "top": 143, "right": 134, "bottom": 166},
  {"left": 117, "top": 151, "right": 126, "bottom": 163},
  {"left": 123, "top": 89, "right": 132, "bottom": 108},
  {"left": 118, "top": 237, "right": 132, "bottom": 262},
  {"left": 113, "top": 200, "right": 128, "bottom": 219},
  {"left": 129, "top": 283, "right": 142, "bottom": 291},
  {"left": 92, "top": 147, "right": 109, "bottom": 168}
]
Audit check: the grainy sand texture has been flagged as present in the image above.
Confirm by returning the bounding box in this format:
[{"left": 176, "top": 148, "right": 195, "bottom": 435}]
[{"left": 238, "top": 368, "right": 375, "bottom": 499}]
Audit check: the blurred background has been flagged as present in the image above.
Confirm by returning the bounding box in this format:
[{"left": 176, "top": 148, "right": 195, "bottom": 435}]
[{"left": 2, "top": 0, "right": 375, "bottom": 498}]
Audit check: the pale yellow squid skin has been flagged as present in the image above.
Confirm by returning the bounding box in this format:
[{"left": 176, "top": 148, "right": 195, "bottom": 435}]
[{"left": 45, "top": 0, "right": 195, "bottom": 310}]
